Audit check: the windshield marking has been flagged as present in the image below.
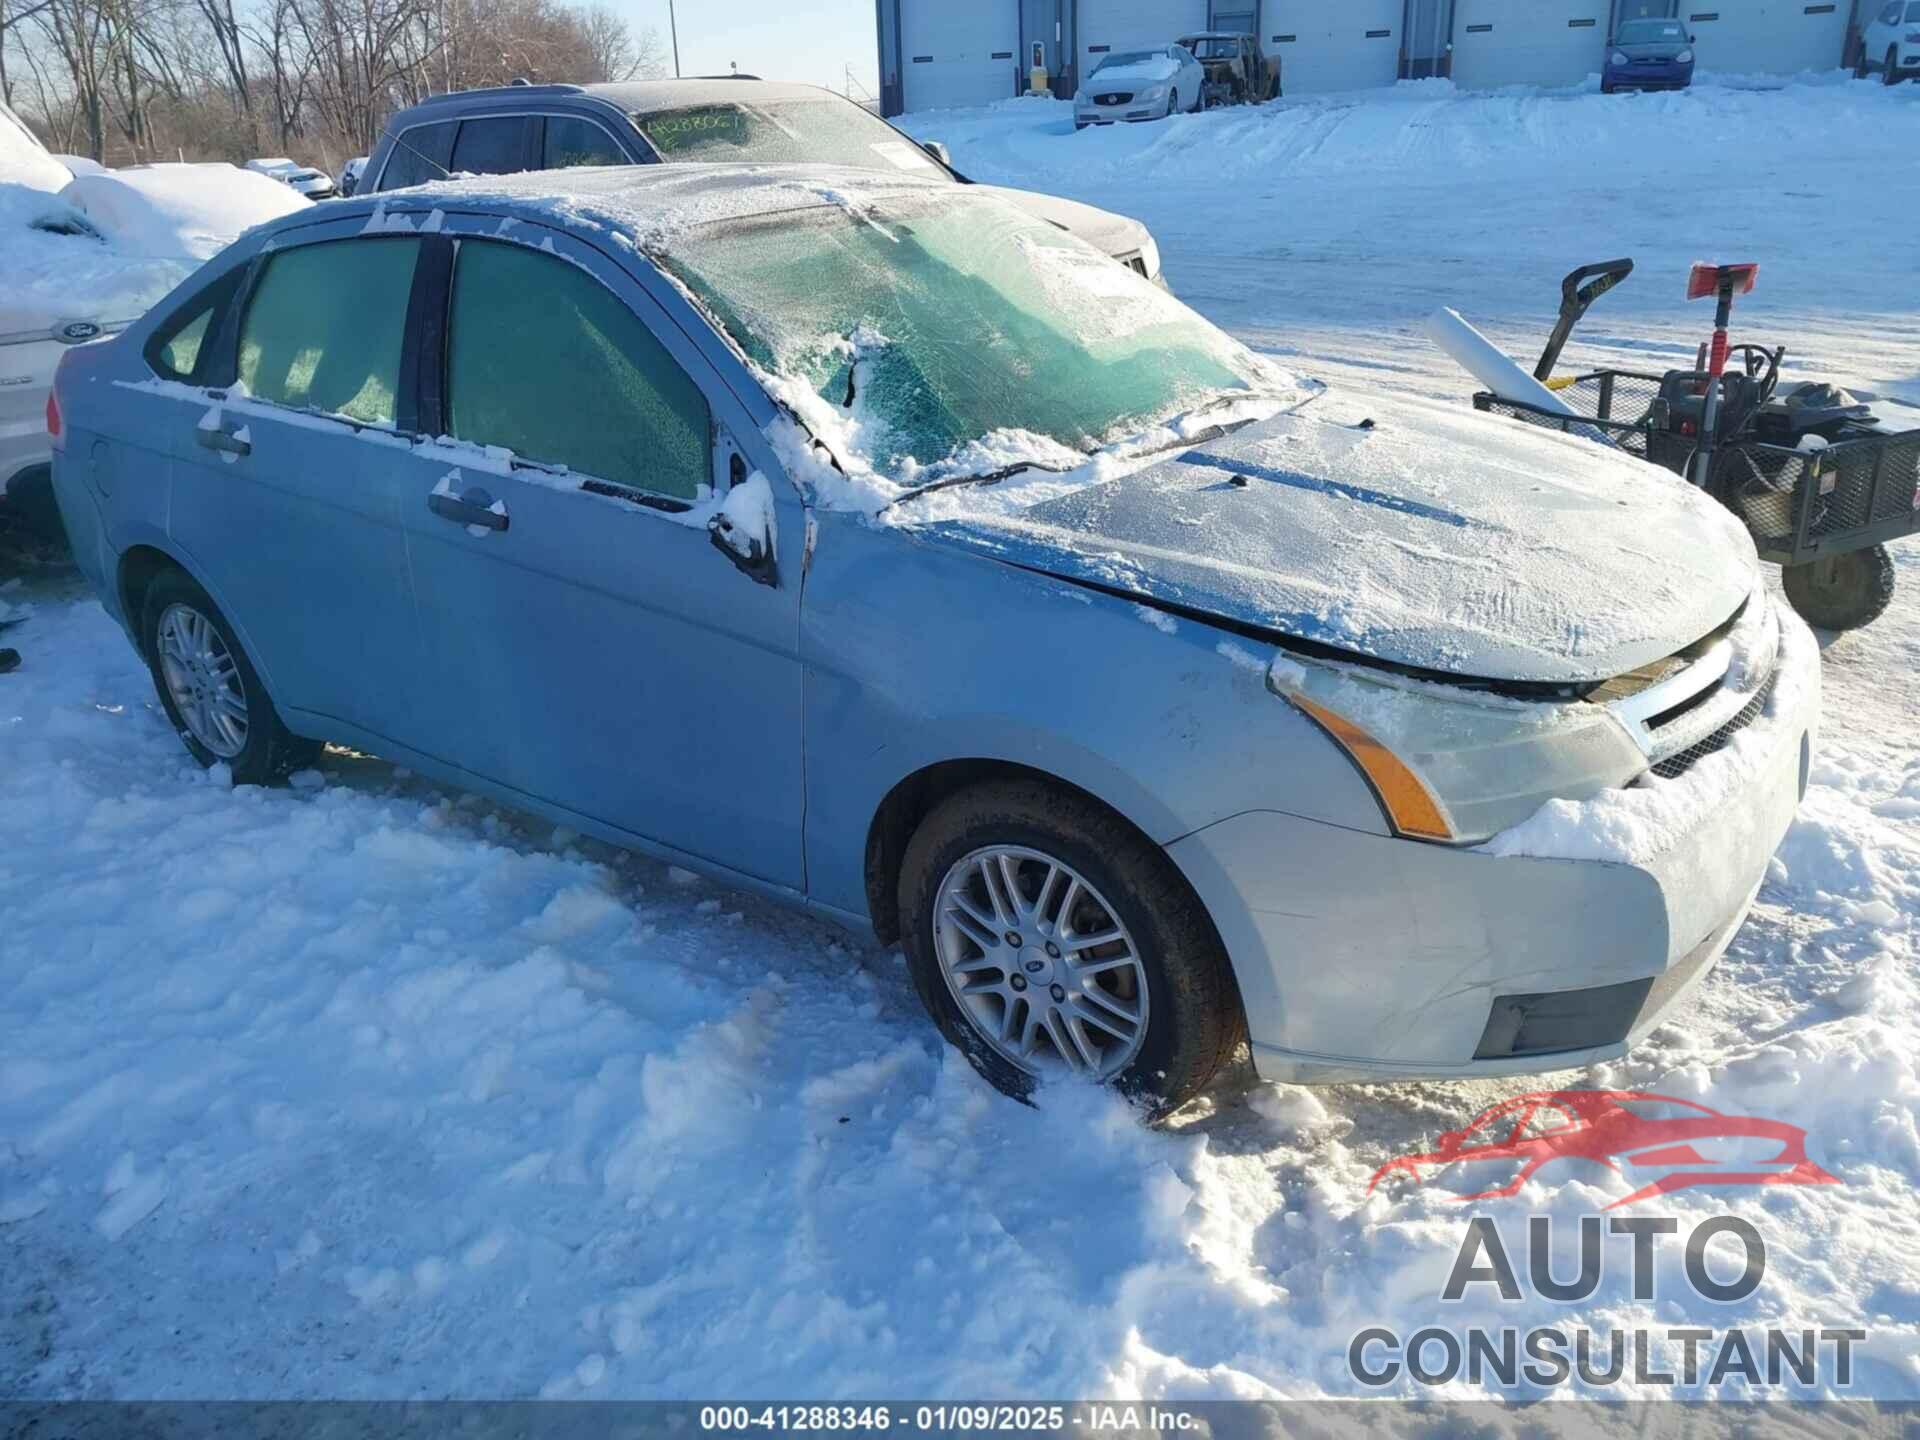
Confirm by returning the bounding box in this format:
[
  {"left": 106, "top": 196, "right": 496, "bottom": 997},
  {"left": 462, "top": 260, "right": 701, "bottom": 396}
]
[{"left": 1174, "top": 451, "right": 1476, "bottom": 529}]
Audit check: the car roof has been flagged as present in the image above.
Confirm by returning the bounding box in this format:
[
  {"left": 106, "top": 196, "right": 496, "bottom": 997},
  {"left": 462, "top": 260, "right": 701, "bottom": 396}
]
[
  {"left": 393, "top": 77, "right": 842, "bottom": 122},
  {"left": 310, "top": 162, "right": 953, "bottom": 249}
]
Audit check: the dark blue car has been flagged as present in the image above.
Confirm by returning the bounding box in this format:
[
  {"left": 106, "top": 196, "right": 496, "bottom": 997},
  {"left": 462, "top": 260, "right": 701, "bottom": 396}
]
[{"left": 1602, "top": 17, "right": 1695, "bottom": 93}]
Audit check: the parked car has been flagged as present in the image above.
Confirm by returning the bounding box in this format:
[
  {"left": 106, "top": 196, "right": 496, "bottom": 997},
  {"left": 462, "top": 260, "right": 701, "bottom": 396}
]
[
  {"left": 1857, "top": 0, "right": 1920, "bottom": 82},
  {"left": 49, "top": 167, "right": 1816, "bottom": 1114},
  {"left": 363, "top": 78, "right": 1165, "bottom": 284},
  {"left": 1601, "top": 18, "right": 1695, "bottom": 93},
  {"left": 1074, "top": 46, "right": 1206, "bottom": 127},
  {"left": 244, "top": 157, "right": 337, "bottom": 200},
  {"left": 1175, "top": 32, "right": 1280, "bottom": 106},
  {"left": 338, "top": 155, "right": 367, "bottom": 196},
  {"left": 3, "top": 162, "right": 304, "bottom": 541}
]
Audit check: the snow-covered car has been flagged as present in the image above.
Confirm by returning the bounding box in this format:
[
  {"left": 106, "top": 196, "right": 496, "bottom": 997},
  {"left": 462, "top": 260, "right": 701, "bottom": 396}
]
[
  {"left": 49, "top": 166, "right": 1817, "bottom": 1113},
  {"left": 338, "top": 155, "right": 367, "bottom": 197},
  {"left": 55, "top": 153, "right": 107, "bottom": 176},
  {"left": 244, "top": 156, "right": 337, "bottom": 200},
  {"left": 1073, "top": 46, "right": 1206, "bottom": 127},
  {"left": 1857, "top": 0, "right": 1920, "bottom": 82},
  {"left": 2, "top": 163, "right": 304, "bottom": 539},
  {"left": 1601, "top": 18, "right": 1695, "bottom": 93},
  {"left": 364, "top": 79, "right": 1167, "bottom": 283}
]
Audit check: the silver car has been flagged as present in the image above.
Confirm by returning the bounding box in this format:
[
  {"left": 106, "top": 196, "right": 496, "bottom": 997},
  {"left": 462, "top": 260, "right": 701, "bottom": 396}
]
[
  {"left": 1074, "top": 45, "right": 1206, "bottom": 127},
  {"left": 50, "top": 167, "right": 1816, "bottom": 1115}
]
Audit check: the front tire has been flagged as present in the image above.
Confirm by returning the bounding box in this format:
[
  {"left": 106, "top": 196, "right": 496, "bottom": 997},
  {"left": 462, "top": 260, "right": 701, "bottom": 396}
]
[
  {"left": 140, "top": 568, "right": 321, "bottom": 783},
  {"left": 1168, "top": 87, "right": 1179, "bottom": 116},
  {"left": 1782, "top": 547, "right": 1896, "bottom": 632},
  {"left": 1887, "top": 49, "right": 1902, "bottom": 85},
  {"left": 898, "top": 779, "right": 1242, "bottom": 1118}
]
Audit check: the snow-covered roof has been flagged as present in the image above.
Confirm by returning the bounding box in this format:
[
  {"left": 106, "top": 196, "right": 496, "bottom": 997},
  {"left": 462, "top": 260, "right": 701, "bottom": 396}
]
[
  {"left": 0, "top": 101, "right": 72, "bottom": 194},
  {"left": 391, "top": 161, "right": 952, "bottom": 248},
  {"left": 61, "top": 163, "right": 308, "bottom": 260}
]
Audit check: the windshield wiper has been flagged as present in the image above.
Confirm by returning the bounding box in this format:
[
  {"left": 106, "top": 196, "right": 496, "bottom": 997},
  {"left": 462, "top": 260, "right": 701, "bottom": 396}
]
[{"left": 883, "top": 393, "right": 1286, "bottom": 514}]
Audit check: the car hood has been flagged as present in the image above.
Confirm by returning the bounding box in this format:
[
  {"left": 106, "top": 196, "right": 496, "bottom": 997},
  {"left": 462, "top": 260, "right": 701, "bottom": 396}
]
[
  {"left": 974, "top": 185, "right": 1150, "bottom": 262},
  {"left": 910, "top": 388, "right": 1759, "bottom": 685}
]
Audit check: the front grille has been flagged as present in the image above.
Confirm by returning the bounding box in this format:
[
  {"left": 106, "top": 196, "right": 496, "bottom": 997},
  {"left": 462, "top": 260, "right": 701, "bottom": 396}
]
[
  {"left": 1651, "top": 672, "right": 1777, "bottom": 779},
  {"left": 1095, "top": 91, "right": 1133, "bottom": 104}
]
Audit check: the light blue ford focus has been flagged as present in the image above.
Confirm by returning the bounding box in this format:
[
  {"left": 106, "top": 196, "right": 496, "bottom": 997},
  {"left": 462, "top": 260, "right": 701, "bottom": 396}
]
[{"left": 49, "top": 165, "right": 1816, "bottom": 1114}]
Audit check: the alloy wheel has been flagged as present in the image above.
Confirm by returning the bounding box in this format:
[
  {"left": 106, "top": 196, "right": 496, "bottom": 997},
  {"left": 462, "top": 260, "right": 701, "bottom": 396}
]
[
  {"left": 931, "top": 845, "right": 1149, "bottom": 1081},
  {"left": 156, "top": 602, "right": 249, "bottom": 758}
]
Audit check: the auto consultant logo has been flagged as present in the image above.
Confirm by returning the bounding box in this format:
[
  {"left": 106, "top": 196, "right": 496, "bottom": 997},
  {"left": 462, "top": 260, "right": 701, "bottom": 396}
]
[{"left": 1366, "top": 1089, "right": 1839, "bottom": 1209}]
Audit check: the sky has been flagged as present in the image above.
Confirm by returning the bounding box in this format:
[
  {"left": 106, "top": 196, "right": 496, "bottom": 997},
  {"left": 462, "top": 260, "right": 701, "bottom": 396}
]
[{"left": 622, "top": 0, "right": 882, "bottom": 99}]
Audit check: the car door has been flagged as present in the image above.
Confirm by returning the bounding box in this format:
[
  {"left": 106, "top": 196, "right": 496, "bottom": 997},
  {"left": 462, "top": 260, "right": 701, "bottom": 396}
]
[
  {"left": 394, "top": 220, "right": 806, "bottom": 888},
  {"left": 162, "top": 226, "right": 427, "bottom": 741}
]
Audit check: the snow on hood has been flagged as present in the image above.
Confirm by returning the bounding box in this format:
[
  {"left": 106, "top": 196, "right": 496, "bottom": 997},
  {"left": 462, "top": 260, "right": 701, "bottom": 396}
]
[
  {"left": 906, "top": 387, "right": 1759, "bottom": 684},
  {"left": 60, "top": 163, "right": 308, "bottom": 260},
  {"left": 1088, "top": 57, "right": 1180, "bottom": 87},
  {"left": 0, "top": 180, "right": 190, "bottom": 333}
]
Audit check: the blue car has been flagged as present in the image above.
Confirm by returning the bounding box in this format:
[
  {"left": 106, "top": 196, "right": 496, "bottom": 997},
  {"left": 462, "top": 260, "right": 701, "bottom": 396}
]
[
  {"left": 1602, "top": 17, "right": 1696, "bottom": 93},
  {"left": 48, "top": 166, "right": 1814, "bottom": 1113}
]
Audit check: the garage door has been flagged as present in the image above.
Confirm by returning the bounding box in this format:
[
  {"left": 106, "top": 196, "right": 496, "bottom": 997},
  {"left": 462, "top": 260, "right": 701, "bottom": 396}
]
[
  {"left": 1264, "top": 0, "right": 1403, "bottom": 93},
  {"left": 901, "top": 0, "right": 1018, "bottom": 113},
  {"left": 1451, "top": 0, "right": 1609, "bottom": 88},
  {"left": 1080, "top": 0, "right": 1209, "bottom": 75},
  {"left": 1683, "top": 0, "right": 1850, "bottom": 75}
]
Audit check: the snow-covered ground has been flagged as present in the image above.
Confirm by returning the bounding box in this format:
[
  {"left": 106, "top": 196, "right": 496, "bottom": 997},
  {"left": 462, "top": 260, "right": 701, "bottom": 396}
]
[{"left": 4, "top": 76, "right": 1919, "bottom": 1403}]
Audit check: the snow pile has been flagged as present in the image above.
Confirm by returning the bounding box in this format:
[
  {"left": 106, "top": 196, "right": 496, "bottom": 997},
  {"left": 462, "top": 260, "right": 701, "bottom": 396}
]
[
  {"left": 0, "top": 104, "right": 72, "bottom": 193},
  {"left": 61, "top": 163, "right": 307, "bottom": 260}
]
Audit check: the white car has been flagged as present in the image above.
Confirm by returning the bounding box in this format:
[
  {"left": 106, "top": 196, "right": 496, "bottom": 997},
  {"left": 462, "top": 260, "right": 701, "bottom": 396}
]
[
  {"left": 2, "top": 161, "right": 304, "bottom": 538},
  {"left": 244, "top": 156, "right": 337, "bottom": 200},
  {"left": 1074, "top": 45, "right": 1206, "bottom": 127},
  {"left": 1857, "top": 0, "right": 1920, "bottom": 81}
]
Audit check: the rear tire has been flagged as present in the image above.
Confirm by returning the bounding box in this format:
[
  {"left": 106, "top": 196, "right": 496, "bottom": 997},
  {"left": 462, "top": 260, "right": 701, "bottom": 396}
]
[
  {"left": 1782, "top": 547, "right": 1896, "bottom": 632},
  {"left": 140, "top": 568, "right": 322, "bottom": 784},
  {"left": 897, "top": 779, "right": 1243, "bottom": 1119}
]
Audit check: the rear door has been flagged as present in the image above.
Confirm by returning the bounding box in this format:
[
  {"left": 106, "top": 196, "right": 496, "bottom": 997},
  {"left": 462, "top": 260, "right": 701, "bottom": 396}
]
[
  {"left": 901, "top": 0, "right": 1018, "bottom": 111},
  {"left": 162, "top": 226, "right": 426, "bottom": 740},
  {"left": 393, "top": 219, "right": 807, "bottom": 887}
]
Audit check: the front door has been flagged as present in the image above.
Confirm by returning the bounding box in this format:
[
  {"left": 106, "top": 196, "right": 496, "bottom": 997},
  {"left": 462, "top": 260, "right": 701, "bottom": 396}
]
[
  {"left": 163, "top": 231, "right": 426, "bottom": 740},
  {"left": 396, "top": 225, "right": 806, "bottom": 888}
]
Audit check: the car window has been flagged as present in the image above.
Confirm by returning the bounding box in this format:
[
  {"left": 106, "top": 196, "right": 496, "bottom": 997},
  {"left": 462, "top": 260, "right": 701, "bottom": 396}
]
[
  {"left": 1617, "top": 19, "right": 1685, "bottom": 41},
  {"left": 1906, "top": 2, "right": 1920, "bottom": 21},
  {"left": 543, "top": 114, "right": 626, "bottom": 168},
  {"left": 380, "top": 122, "right": 454, "bottom": 189},
  {"left": 145, "top": 270, "right": 242, "bottom": 384},
  {"left": 450, "top": 116, "right": 529, "bottom": 175},
  {"left": 632, "top": 97, "right": 939, "bottom": 175},
  {"left": 446, "top": 240, "right": 710, "bottom": 501},
  {"left": 238, "top": 238, "right": 421, "bottom": 425}
]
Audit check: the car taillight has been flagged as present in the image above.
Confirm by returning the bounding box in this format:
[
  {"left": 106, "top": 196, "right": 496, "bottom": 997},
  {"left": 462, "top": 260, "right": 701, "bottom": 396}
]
[{"left": 46, "top": 388, "right": 64, "bottom": 450}]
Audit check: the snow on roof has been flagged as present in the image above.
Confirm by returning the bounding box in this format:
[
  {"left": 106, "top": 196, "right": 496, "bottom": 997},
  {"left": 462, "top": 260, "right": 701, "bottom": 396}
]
[
  {"left": 61, "top": 163, "right": 308, "bottom": 260},
  {"left": 393, "top": 161, "right": 952, "bottom": 249},
  {"left": 0, "top": 102, "right": 73, "bottom": 194}
]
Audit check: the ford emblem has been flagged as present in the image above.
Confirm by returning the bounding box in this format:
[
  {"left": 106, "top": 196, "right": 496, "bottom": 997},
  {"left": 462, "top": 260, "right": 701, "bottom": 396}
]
[{"left": 57, "top": 320, "right": 103, "bottom": 344}]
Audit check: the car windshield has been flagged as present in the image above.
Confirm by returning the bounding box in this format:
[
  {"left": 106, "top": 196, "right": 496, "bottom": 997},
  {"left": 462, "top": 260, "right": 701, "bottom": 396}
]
[
  {"left": 632, "top": 98, "right": 947, "bottom": 178},
  {"left": 1617, "top": 19, "right": 1686, "bottom": 42},
  {"left": 1185, "top": 38, "right": 1240, "bottom": 58},
  {"left": 1095, "top": 51, "right": 1159, "bottom": 70},
  {"left": 653, "top": 190, "right": 1271, "bottom": 483}
]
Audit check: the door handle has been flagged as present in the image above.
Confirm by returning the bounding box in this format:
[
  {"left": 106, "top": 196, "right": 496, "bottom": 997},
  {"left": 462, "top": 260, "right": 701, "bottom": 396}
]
[
  {"left": 197, "top": 426, "right": 250, "bottom": 457},
  {"left": 428, "top": 487, "right": 509, "bottom": 532}
]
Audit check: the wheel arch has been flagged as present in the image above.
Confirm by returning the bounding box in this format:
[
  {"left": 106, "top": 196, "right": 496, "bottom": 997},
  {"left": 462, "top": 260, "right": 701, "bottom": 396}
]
[{"left": 117, "top": 542, "right": 185, "bottom": 645}]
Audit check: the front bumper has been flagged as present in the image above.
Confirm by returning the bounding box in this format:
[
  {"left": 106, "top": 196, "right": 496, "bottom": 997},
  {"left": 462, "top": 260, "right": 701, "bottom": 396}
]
[
  {"left": 1074, "top": 98, "right": 1169, "bottom": 126},
  {"left": 1604, "top": 62, "right": 1694, "bottom": 90},
  {"left": 1167, "top": 610, "right": 1819, "bottom": 1084}
]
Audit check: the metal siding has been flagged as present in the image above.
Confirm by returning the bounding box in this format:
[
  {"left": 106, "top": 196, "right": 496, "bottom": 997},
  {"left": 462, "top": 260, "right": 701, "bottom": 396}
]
[
  {"left": 1079, "top": 0, "right": 1209, "bottom": 72},
  {"left": 900, "top": 0, "right": 1020, "bottom": 112},
  {"left": 1682, "top": 0, "right": 1850, "bottom": 73},
  {"left": 1263, "top": 0, "right": 1404, "bottom": 91},
  {"left": 1451, "top": 0, "right": 1609, "bottom": 86}
]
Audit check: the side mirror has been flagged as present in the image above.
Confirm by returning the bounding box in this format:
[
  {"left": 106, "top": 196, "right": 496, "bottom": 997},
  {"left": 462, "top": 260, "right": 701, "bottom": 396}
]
[
  {"left": 921, "top": 139, "right": 952, "bottom": 167},
  {"left": 708, "top": 472, "right": 780, "bottom": 588}
]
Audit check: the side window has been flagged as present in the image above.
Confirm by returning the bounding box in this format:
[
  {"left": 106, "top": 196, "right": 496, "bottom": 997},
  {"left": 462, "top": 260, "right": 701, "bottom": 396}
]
[
  {"left": 238, "top": 238, "right": 421, "bottom": 426},
  {"left": 543, "top": 114, "right": 627, "bottom": 169},
  {"left": 378, "top": 122, "right": 454, "bottom": 190},
  {"left": 144, "top": 268, "right": 241, "bottom": 383},
  {"left": 450, "top": 116, "right": 531, "bottom": 176},
  {"left": 446, "top": 240, "right": 710, "bottom": 501}
]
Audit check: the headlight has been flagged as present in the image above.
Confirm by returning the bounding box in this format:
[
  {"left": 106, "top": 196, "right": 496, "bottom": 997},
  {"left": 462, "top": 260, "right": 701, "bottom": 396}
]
[
  {"left": 1611, "top": 50, "right": 1630, "bottom": 65},
  {"left": 1142, "top": 84, "right": 1167, "bottom": 100},
  {"left": 1266, "top": 652, "right": 1647, "bottom": 844},
  {"left": 1676, "top": 48, "right": 1693, "bottom": 62}
]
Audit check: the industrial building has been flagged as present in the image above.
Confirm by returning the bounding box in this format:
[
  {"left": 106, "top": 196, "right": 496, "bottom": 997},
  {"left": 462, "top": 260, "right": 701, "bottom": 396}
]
[{"left": 875, "top": 0, "right": 1863, "bottom": 115}]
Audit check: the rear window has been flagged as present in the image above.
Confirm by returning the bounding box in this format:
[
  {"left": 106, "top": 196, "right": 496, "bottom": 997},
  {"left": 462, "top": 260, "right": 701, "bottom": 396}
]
[
  {"left": 379, "top": 122, "right": 453, "bottom": 190},
  {"left": 238, "top": 238, "right": 420, "bottom": 425},
  {"left": 144, "top": 269, "right": 243, "bottom": 384},
  {"left": 543, "top": 115, "right": 627, "bottom": 169}
]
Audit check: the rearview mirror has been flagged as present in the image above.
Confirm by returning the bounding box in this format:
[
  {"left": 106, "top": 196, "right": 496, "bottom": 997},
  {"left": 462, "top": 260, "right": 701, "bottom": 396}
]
[
  {"left": 708, "top": 472, "right": 780, "bottom": 588},
  {"left": 921, "top": 140, "right": 952, "bottom": 167}
]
